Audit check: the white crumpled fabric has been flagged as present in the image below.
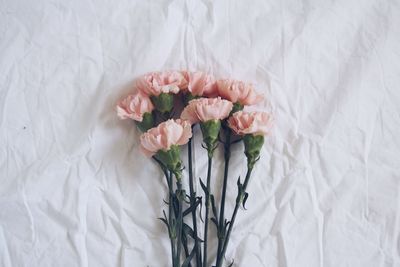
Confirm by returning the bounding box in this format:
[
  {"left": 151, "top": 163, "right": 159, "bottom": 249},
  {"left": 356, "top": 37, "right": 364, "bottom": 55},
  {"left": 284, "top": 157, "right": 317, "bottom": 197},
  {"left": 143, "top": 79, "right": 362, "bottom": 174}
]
[{"left": 1, "top": 0, "right": 400, "bottom": 266}]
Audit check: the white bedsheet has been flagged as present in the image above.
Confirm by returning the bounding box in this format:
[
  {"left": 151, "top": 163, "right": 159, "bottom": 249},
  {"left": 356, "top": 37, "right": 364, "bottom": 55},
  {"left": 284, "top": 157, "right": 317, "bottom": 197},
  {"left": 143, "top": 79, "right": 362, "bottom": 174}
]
[{"left": 1, "top": 0, "right": 400, "bottom": 266}]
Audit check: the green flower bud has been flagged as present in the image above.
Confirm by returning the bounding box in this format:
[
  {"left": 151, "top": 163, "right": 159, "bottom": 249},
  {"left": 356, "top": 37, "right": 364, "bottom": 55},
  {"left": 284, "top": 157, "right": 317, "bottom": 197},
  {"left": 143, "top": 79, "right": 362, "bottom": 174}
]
[
  {"left": 182, "top": 92, "right": 199, "bottom": 106},
  {"left": 231, "top": 102, "right": 244, "bottom": 114},
  {"left": 156, "top": 145, "right": 182, "bottom": 179},
  {"left": 150, "top": 93, "right": 174, "bottom": 113},
  {"left": 200, "top": 120, "right": 221, "bottom": 156},
  {"left": 135, "top": 112, "right": 154, "bottom": 132},
  {"left": 243, "top": 134, "right": 264, "bottom": 169}
]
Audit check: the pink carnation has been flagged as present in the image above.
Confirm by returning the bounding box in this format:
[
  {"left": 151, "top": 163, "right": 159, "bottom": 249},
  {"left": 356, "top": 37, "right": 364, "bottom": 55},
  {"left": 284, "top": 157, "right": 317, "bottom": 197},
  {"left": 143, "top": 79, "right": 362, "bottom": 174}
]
[
  {"left": 140, "top": 119, "right": 192, "bottom": 156},
  {"left": 181, "top": 97, "right": 233, "bottom": 124},
  {"left": 116, "top": 91, "right": 154, "bottom": 121},
  {"left": 217, "top": 79, "right": 264, "bottom": 105},
  {"left": 227, "top": 111, "right": 273, "bottom": 136},
  {"left": 137, "top": 71, "right": 188, "bottom": 96},
  {"left": 186, "top": 71, "right": 218, "bottom": 97}
]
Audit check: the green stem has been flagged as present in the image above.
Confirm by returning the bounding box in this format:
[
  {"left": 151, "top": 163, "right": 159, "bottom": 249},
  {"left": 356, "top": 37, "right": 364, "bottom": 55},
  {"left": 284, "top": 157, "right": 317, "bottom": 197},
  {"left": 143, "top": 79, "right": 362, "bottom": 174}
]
[
  {"left": 176, "top": 178, "right": 184, "bottom": 267},
  {"left": 182, "top": 235, "right": 190, "bottom": 265},
  {"left": 188, "top": 137, "right": 202, "bottom": 267},
  {"left": 203, "top": 155, "right": 212, "bottom": 267},
  {"left": 215, "top": 129, "right": 231, "bottom": 266},
  {"left": 217, "top": 167, "right": 253, "bottom": 267},
  {"left": 153, "top": 157, "right": 176, "bottom": 267},
  {"left": 168, "top": 171, "right": 177, "bottom": 267}
]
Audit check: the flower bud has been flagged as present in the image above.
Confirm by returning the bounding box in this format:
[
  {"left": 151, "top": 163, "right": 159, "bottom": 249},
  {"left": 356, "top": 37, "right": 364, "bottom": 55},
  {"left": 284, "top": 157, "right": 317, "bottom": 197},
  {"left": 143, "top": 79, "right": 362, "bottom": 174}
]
[
  {"left": 156, "top": 145, "right": 182, "bottom": 179},
  {"left": 200, "top": 120, "right": 221, "bottom": 155},
  {"left": 150, "top": 93, "right": 174, "bottom": 113},
  {"left": 135, "top": 112, "right": 154, "bottom": 132},
  {"left": 182, "top": 92, "right": 198, "bottom": 106},
  {"left": 243, "top": 134, "right": 264, "bottom": 169},
  {"left": 231, "top": 102, "right": 244, "bottom": 115}
]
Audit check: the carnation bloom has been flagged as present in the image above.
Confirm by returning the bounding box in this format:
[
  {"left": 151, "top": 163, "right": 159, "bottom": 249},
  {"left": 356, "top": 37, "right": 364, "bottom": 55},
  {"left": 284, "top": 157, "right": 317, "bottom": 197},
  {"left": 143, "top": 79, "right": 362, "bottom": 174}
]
[
  {"left": 217, "top": 79, "right": 264, "bottom": 106},
  {"left": 116, "top": 91, "right": 154, "bottom": 121},
  {"left": 137, "top": 71, "right": 188, "bottom": 96},
  {"left": 180, "top": 97, "right": 233, "bottom": 124},
  {"left": 185, "top": 71, "right": 218, "bottom": 97},
  {"left": 227, "top": 111, "right": 273, "bottom": 136},
  {"left": 140, "top": 119, "right": 192, "bottom": 157}
]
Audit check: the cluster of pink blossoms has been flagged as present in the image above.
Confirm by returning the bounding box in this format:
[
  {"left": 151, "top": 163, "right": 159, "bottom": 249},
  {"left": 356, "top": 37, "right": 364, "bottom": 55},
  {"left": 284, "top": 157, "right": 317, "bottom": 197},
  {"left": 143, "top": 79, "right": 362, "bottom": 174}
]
[
  {"left": 116, "top": 70, "right": 274, "bottom": 267},
  {"left": 117, "top": 70, "right": 273, "bottom": 157}
]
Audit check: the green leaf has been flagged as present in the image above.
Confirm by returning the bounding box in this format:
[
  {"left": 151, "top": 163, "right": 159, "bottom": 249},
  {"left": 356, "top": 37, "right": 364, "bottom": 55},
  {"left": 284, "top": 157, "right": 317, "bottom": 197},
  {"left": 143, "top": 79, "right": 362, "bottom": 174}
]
[
  {"left": 183, "top": 197, "right": 201, "bottom": 217},
  {"left": 199, "top": 179, "right": 208, "bottom": 195},
  {"left": 172, "top": 195, "right": 179, "bottom": 217},
  {"left": 242, "top": 192, "right": 249, "bottom": 210},
  {"left": 197, "top": 196, "right": 204, "bottom": 222},
  {"left": 181, "top": 247, "right": 196, "bottom": 267},
  {"left": 183, "top": 223, "right": 204, "bottom": 242},
  {"left": 158, "top": 217, "right": 169, "bottom": 228},
  {"left": 158, "top": 210, "right": 169, "bottom": 229},
  {"left": 224, "top": 219, "right": 230, "bottom": 233},
  {"left": 237, "top": 176, "right": 242, "bottom": 186}
]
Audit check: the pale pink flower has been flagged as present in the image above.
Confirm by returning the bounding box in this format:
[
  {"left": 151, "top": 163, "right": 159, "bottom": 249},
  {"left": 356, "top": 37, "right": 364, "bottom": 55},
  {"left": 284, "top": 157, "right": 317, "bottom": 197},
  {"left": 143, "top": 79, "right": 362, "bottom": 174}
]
[
  {"left": 186, "top": 71, "right": 218, "bottom": 97},
  {"left": 217, "top": 79, "right": 264, "bottom": 105},
  {"left": 137, "top": 71, "right": 188, "bottom": 96},
  {"left": 228, "top": 111, "right": 273, "bottom": 136},
  {"left": 140, "top": 119, "right": 192, "bottom": 156},
  {"left": 181, "top": 97, "right": 233, "bottom": 124},
  {"left": 116, "top": 91, "right": 154, "bottom": 121}
]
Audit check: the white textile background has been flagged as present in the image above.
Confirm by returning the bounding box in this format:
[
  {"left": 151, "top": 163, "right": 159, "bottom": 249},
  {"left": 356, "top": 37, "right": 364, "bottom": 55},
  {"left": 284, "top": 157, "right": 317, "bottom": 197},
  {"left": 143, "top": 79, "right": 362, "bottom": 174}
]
[{"left": 1, "top": 0, "right": 400, "bottom": 266}]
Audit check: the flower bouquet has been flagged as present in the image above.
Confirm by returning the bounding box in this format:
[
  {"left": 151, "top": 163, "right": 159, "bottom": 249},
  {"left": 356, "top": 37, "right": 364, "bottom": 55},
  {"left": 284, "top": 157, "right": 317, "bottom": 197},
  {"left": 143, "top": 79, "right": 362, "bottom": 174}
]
[{"left": 116, "top": 71, "right": 273, "bottom": 267}]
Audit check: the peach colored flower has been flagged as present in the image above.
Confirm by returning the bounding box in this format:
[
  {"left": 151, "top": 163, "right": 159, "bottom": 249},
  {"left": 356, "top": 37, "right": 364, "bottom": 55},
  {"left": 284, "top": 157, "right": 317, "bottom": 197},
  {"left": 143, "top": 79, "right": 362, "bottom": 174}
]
[
  {"left": 186, "top": 71, "right": 218, "bottom": 97},
  {"left": 116, "top": 91, "right": 154, "bottom": 121},
  {"left": 181, "top": 97, "right": 233, "bottom": 124},
  {"left": 140, "top": 119, "right": 192, "bottom": 156},
  {"left": 227, "top": 111, "right": 273, "bottom": 136},
  {"left": 137, "top": 71, "right": 188, "bottom": 96},
  {"left": 217, "top": 79, "right": 264, "bottom": 105}
]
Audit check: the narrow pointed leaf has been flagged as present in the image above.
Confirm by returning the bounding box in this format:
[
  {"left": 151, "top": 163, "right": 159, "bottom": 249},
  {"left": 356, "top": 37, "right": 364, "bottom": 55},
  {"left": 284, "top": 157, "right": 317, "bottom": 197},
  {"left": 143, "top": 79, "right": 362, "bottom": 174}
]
[
  {"left": 182, "top": 223, "right": 204, "bottom": 242},
  {"left": 172, "top": 195, "right": 179, "bottom": 216},
  {"left": 183, "top": 197, "right": 201, "bottom": 217},
  {"left": 197, "top": 196, "right": 204, "bottom": 222},
  {"left": 199, "top": 178, "right": 208, "bottom": 195},
  {"left": 158, "top": 217, "right": 169, "bottom": 228},
  {"left": 181, "top": 247, "right": 196, "bottom": 267},
  {"left": 242, "top": 192, "right": 249, "bottom": 210},
  {"left": 210, "top": 194, "right": 218, "bottom": 224},
  {"left": 237, "top": 176, "right": 242, "bottom": 187}
]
